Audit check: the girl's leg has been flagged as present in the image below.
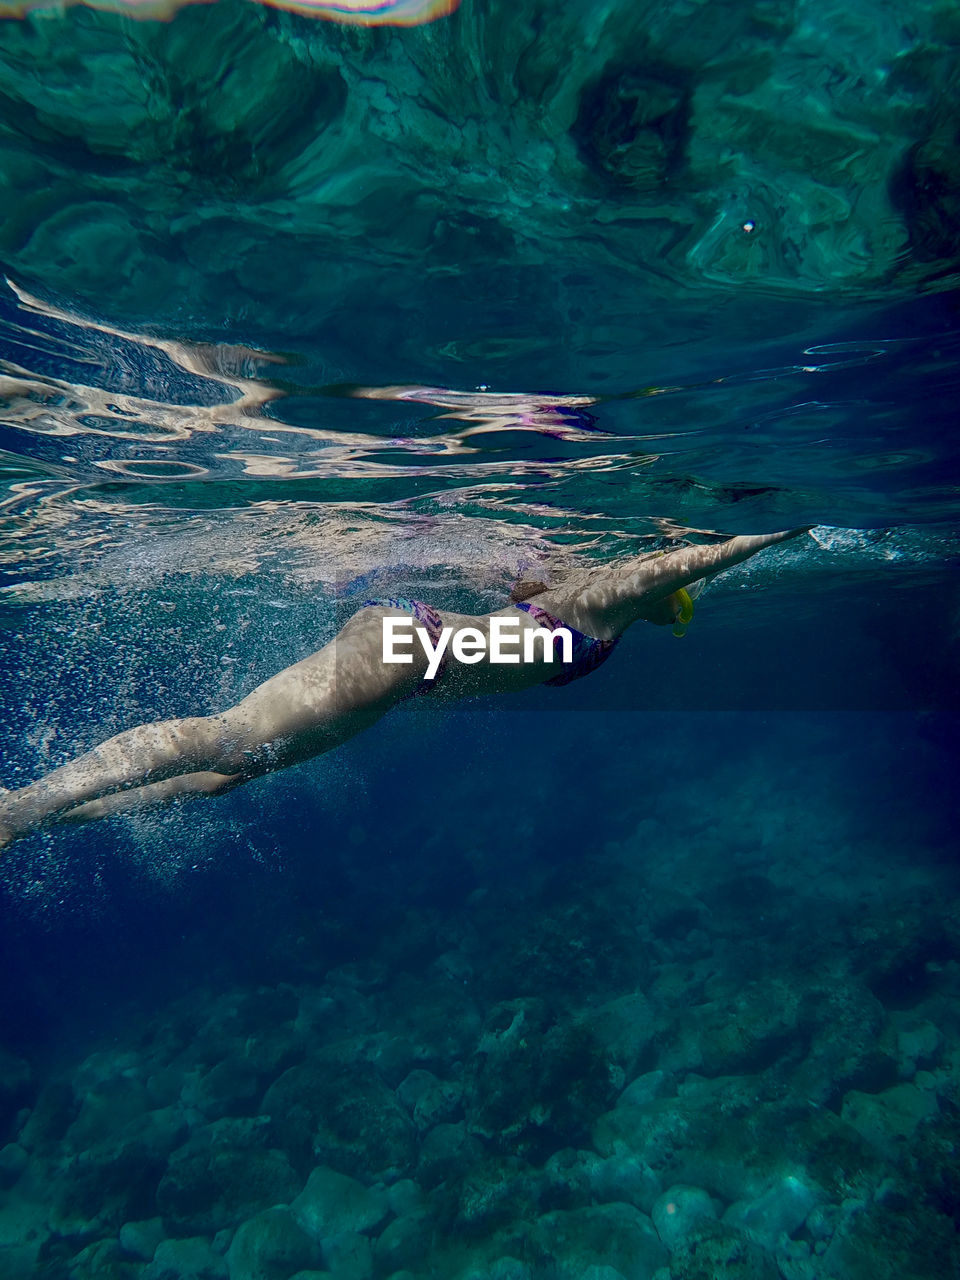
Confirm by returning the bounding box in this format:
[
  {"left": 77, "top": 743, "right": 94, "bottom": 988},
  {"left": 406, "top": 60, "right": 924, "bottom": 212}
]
[
  {"left": 0, "top": 605, "right": 424, "bottom": 851},
  {"left": 57, "top": 770, "right": 243, "bottom": 826},
  {"left": 0, "top": 713, "right": 246, "bottom": 847}
]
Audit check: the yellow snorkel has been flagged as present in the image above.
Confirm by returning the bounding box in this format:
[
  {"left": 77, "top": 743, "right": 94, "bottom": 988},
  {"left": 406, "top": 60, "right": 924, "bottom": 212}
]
[{"left": 671, "top": 587, "right": 696, "bottom": 638}]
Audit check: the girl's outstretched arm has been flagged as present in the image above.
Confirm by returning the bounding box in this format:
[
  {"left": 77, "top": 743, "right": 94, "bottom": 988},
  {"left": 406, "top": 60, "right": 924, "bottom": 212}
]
[{"left": 569, "top": 527, "right": 813, "bottom": 637}]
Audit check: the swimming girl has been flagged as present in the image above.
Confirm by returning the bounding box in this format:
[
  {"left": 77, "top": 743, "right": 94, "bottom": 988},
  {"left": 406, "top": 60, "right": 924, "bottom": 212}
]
[{"left": 0, "top": 528, "right": 809, "bottom": 850}]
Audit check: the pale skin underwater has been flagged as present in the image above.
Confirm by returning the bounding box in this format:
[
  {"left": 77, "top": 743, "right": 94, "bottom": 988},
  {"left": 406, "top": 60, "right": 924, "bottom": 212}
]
[{"left": 0, "top": 528, "right": 810, "bottom": 852}]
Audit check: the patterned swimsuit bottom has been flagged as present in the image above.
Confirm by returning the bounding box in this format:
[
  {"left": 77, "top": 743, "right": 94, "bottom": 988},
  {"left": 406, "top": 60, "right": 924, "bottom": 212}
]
[{"left": 513, "top": 600, "right": 619, "bottom": 686}]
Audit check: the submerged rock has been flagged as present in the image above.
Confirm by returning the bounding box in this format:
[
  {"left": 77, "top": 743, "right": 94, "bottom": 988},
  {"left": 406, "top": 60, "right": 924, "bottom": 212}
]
[
  {"left": 527, "top": 1202, "right": 668, "bottom": 1279},
  {"left": 157, "top": 1142, "right": 302, "bottom": 1236},
  {"left": 667, "top": 1220, "right": 778, "bottom": 1280},
  {"left": 618, "top": 1072, "right": 671, "bottom": 1110},
  {"left": 593, "top": 1154, "right": 663, "bottom": 1215},
  {"left": 145, "top": 1236, "right": 228, "bottom": 1280},
  {"left": 373, "top": 1211, "right": 434, "bottom": 1274},
  {"left": 464, "top": 998, "right": 615, "bottom": 1160},
  {"left": 790, "top": 977, "right": 898, "bottom": 1105},
  {"left": 0, "top": 1194, "right": 50, "bottom": 1278},
  {"left": 119, "top": 1217, "right": 165, "bottom": 1262},
  {"left": 722, "top": 1174, "right": 825, "bottom": 1250},
  {"left": 67, "top": 1237, "right": 142, "bottom": 1280},
  {"left": 395, "top": 1070, "right": 463, "bottom": 1130},
  {"left": 442, "top": 1156, "right": 539, "bottom": 1238},
  {"left": 840, "top": 1082, "right": 939, "bottom": 1159},
  {"left": 289, "top": 1166, "right": 390, "bottom": 1241},
  {"left": 650, "top": 1185, "right": 716, "bottom": 1250},
  {"left": 17, "top": 1078, "right": 79, "bottom": 1153},
  {"left": 226, "top": 1207, "right": 320, "bottom": 1280},
  {"left": 575, "top": 994, "right": 655, "bottom": 1082},
  {"left": 193, "top": 1057, "right": 269, "bottom": 1121},
  {"left": 594, "top": 1082, "right": 881, "bottom": 1206},
  {"left": 50, "top": 1109, "right": 183, "bottom": 1238},
  {"left": 818, "top": 1195, "right": 960, "bottom": 1280},
  {"left": 320, "top": 1230, "right": 373, "bottom": 1280},
  {"left": 262, "top": 1063, "right": 415, "bottom": 1179},
  {"left": 385, "top": 1180, "right": 425, "bottom": 1219},
  {"left": 659, "top": 978, "right": 805, "bottom": 1077},
  {"left": 894, "top": 1018, "right": 944, "bottom": 1078},
  {"left": 64, "top": 1074, "right": 154, "bottom": 1152},
  {"left": 543, "top": 1148, "right": 662, "bottom": 1215},
  {"left": 416, "top": 1121, "right": 484, "bottom": 1190}
]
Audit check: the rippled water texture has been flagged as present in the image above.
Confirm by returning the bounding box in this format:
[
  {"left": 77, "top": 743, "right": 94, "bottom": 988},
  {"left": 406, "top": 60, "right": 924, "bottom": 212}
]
[{"left": 0, "top": 0, "right": 958, "bottom": 633}]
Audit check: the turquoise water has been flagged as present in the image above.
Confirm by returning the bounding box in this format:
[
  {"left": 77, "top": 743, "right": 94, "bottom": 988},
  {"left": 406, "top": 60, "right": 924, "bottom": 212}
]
[{"left": 0, "top": 2, "right": 959, "bottom": 1279}]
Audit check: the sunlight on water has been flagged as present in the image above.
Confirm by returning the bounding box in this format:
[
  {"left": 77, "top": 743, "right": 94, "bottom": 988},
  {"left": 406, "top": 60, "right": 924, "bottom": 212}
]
[{"left": 2, "top": 278, "right": 958, "bottom": 605}]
